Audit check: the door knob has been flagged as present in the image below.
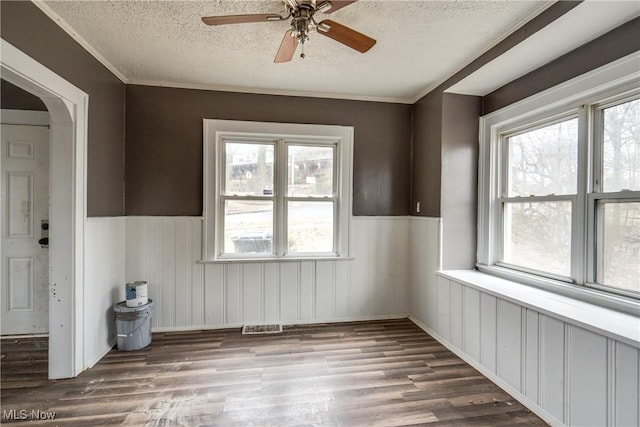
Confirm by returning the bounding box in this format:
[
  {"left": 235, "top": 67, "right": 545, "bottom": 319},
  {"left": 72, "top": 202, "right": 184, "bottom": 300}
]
[{"left": 40, "top": 220, "right": 49, "bottom": 248}]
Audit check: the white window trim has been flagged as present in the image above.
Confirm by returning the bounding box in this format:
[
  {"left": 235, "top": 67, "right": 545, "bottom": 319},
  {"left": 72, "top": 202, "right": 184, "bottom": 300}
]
[
  {"left": 477, "top": 51, "right": 640, "bottom": 315},
  {"left": 203, "top": 119, "right": 353, "bottom": 262}
]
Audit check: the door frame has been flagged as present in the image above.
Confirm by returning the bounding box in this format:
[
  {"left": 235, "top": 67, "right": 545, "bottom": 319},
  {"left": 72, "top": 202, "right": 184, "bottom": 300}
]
[{"left": 1, "top": 38, "right": 87, "bottom": 379}]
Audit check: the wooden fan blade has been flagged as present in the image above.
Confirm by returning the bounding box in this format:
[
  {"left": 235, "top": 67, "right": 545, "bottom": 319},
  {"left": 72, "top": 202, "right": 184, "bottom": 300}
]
[
  {"left": 202, "top": 14, "right": 283, "bottom": 26},
  {"left": 319, "top": 1, "right": 358, "bottom": 14},
  {"left": 317, "top": 19, "right": 376, "bottom": 53},
  {"left": 274, "top": 30, "right": 299, "bottom": 63}
]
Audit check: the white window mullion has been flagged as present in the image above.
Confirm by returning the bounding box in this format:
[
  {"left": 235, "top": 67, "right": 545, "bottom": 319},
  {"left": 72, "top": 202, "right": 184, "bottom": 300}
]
[
  {"left": 498, "top": 200, "right": 509, "bottom": 267},
  {"left": 487, "top": 127, "right": 503, "bottom": 266},
  {"left": 276, "top": 139, "right": 286, "bottom": 256},
  {"left": 215, "top": 137, "right": 226, "bottom": 258},
  {"left": 497, "top": 135, "right": 509, "bottom": 266},
  {"left": 585, "top": 192, "right": 597, "bottom": 286},
  {"left": 332, "top": 144, "right": 339, "bottom": 254},
  {"left": 573, "top": 105, "right": 590, "bottom": 285}
]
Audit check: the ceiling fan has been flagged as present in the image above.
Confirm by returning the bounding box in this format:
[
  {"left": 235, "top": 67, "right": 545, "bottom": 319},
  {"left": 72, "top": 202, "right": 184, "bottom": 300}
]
[{"left": 201, "top": 0, "right": 376, "bottom": 63}]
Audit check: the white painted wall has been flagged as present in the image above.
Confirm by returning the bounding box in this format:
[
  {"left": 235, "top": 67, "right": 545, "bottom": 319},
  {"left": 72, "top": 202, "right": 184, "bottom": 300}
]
[
  {"left": 83, "top": 217, "right": 125, "bottom": 369},
  {"left": 124, "top": 216, "right": 410, "bottom": 330}
]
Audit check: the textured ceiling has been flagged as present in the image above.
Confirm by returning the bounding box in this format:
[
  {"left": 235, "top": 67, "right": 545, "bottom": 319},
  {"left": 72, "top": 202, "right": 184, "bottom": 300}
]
[{"left": 39, "top": 0, "right": 550, "bottom": 102}]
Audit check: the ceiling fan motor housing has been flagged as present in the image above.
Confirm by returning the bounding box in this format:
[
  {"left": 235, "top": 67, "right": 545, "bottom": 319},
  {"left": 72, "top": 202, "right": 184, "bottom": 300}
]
[{"left": 291, "top": 3, "right": 315, "bottom": 44}]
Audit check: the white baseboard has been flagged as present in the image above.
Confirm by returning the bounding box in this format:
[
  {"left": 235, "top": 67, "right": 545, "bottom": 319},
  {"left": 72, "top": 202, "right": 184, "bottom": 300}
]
[
  {"left": 85, "top": 338, "right": 118, "bottom": 370},
  {"left": 0, "top": 333, "right": 49, "bottom": 339},
  {"left": 151, "top": 314, "right": 408, "bottom": 333}
]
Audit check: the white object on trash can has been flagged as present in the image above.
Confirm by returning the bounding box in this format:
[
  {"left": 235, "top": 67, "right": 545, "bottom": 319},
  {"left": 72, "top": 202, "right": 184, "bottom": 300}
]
[
  {"left": 113, "top": 299, "right": 154, "bottom": 351},
  {"left": 125, "top": 281, "right": 148, "bottom": 307}
]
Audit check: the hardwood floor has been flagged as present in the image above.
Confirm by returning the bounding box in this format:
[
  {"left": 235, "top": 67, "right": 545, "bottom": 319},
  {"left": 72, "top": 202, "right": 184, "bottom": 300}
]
[{"left": 1, "top": 319, "right": 545, "bottom": 426}]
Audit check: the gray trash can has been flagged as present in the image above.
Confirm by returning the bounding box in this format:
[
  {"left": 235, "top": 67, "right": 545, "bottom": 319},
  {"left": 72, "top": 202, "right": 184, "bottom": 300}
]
[{"left": 113, "top": 299, "right": 154, "bottom": 351}]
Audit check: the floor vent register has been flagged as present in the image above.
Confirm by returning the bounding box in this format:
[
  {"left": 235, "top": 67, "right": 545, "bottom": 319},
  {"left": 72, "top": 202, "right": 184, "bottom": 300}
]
[{"left": 241, "top": 324, "right": 283, "bottom": 335}]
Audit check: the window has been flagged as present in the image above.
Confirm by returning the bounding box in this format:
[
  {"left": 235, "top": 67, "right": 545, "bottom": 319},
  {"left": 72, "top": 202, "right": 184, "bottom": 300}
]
[
  {"left": 478, "top": 54, "right": 640, "bottom": 301},
  {"left": 203, "top": 120, "right": 353, "bottom": 260},
  {"left": 500, "top": 117, "right": 578, "bottom": 278},
  {"left": 592, "top": 97, "right": 640, "bottom": 294}
]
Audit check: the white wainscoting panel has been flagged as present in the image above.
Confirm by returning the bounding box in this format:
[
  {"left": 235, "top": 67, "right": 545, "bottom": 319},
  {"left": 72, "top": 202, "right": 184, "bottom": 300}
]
[
  {"left": 540, "top": 314, "right": 565, "bottom": 424},
  {"left": 411, "top": 268, "right": 640, "bottom": 427},
  {"left": 568, "top": 326, "right": 607, "bottom": 427},
  {"left": 408, "top": 217, "right": 441, "bottom": 330},
  {"left": 84, "top": 217, "right": 125, "bottom": 369},
  {"left": 436, "top": 275, "right": 450, "bottom": 339},
  {"left": 124, "top": 217, "right": 410, "bottom": 330},
  {"left": 480, "top": 292, "right": 497, "bottom": 374},
  {"left": 449, "top": 280, "right": 462, "bottom": 349},
  {"left": 615, "top": 341, "right": 639, "bottom": 427},
  {"left": 496, "top": 299, "right": 522, "bottom": 391},
  {"left": 462, "top": 287, "right": 480, "bottom": 361},
  {"left": 523, "top": 309, "right": 539, "bottom": 403}
]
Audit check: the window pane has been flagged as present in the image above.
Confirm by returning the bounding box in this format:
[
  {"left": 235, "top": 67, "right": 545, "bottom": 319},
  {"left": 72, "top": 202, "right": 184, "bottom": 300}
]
[
  {"left": 602, "top": 99, "right": 640, "bottom": 192},
  {"left": 225, "top": 142, "right": 274, "bottom": 196},
  {"left": 597, "top": 201, "right": 640, "bottom": 294},
  {"left": 287, "top": 201, "right": 333, "bottom": 253},
  {"left": 224, "top": 200, "right": 273, "bottom": 254},
  {"left": 507, "top": 118, "right": 578, "bottom": 197},
  {"left": 288, "top": 145, "right": 334, "bottom": 197},
  {"left": 502, "top": 201, "right": 572, "bottom": 277}
]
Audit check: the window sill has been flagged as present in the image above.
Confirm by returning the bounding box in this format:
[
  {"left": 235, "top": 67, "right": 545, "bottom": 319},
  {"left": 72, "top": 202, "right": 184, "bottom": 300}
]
[
  {"left": 198, "top": 256, "right": 355, "bottom": 264},
  {"left": 438, "top": 269, "right": 640, "bottom": 348}
]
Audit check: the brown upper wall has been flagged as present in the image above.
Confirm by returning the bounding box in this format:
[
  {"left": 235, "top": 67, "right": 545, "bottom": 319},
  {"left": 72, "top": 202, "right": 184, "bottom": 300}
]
[
  {"left": 1, "top": 79, "right": 47, "bottom": 111},
  {"left": 125, "top": 85, "right": 412, "bottom": 216},
  {"left": 440, "top": 93, "right": 481, "bottom": 269},
  {"left": 411, "top": 92, "right": 443, "bottom": 217},
  {"left": 484, "top": 16, "right": 640, "bottom": 114},
  {"left": 410, "top": 1, "right": 582, "bottom": 217},
  {"left": 1, "top": 1, "right": 126, "bottom": 216}
]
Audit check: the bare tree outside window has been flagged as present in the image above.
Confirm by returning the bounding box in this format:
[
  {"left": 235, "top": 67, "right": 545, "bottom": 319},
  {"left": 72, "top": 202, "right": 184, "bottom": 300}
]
[
  {"left": 598, "top": 201, "right": 640, "bottom": 293},
  {"left": 502, "top": 119, "right": 578, "bottom": 277},
  {"left": 597, "top": 99, "right": 640, "bottom": 293},
  {"left": 602, "top": 99, "right": 640, "bottom": 192},
  {"left": 504, "top": 201, "right": 572, "bottom": 276},
  {"left": 508, "top": 119, "right": 578, "bottom": 197}
]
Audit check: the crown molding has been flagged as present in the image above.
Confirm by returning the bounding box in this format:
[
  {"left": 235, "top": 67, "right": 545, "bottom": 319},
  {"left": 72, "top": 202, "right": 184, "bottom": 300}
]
[{"left": 31, "top": 0, "right": 129, "bottom": 83}]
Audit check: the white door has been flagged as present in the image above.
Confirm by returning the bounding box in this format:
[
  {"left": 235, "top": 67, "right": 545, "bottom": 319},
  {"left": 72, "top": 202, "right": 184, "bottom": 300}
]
[{"left": 1, "top": 124, "right": 49, "bottom": 335}]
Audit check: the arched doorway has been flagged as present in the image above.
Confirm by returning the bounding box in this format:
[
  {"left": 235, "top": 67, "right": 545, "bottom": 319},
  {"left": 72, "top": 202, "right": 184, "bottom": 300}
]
[{"left": 1, "top": 39, "right": 87, "bottom": 379}]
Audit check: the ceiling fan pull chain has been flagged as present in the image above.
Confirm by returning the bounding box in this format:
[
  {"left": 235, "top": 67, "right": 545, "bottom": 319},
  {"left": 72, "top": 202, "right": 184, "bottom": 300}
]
[{"left": 301, "top": 43, "right": 305, "bottom": 59}]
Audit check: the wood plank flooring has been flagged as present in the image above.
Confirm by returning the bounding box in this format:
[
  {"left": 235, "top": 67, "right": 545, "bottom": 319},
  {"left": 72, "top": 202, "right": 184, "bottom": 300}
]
[{"left": 1, "top": 319, "right": 545, "bottom": 426}]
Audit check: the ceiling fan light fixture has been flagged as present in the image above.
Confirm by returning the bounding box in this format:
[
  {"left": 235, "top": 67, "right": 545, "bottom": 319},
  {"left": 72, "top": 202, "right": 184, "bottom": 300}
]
[
  {"left": 316, "top": 2, "right": 333, "bottom": 13},
  {"left": 317, "top": 22, "right": 331, "bottom": 32},
  {"left": 285, "top": 0, "right": 299, "bottom": 10}
]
